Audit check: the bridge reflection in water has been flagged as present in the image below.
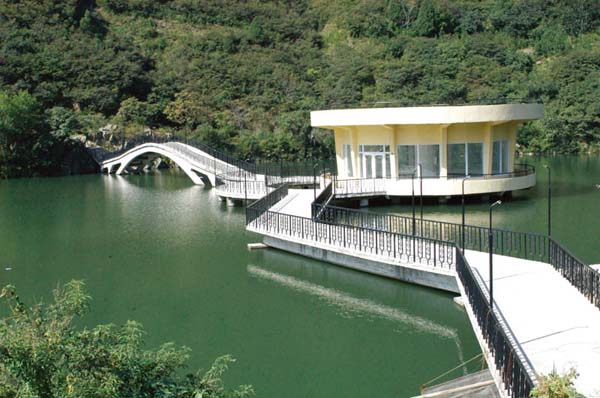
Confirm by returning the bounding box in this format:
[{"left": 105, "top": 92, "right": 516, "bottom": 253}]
[{"left": 247, "top": 264, "right": 468, "bottom": 376}]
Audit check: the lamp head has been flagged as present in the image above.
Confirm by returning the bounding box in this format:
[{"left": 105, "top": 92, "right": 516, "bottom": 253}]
[
  {"left": 490, "top": 200, "right": 502, "bottom": 209},
  {"left": 543, "top": 165, "right": 550, "bottom": 169}
]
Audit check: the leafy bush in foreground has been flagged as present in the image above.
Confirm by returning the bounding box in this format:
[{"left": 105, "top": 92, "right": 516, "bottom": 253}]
[{"left": 0, "top": 281, "right": 254, "bottom": 398}]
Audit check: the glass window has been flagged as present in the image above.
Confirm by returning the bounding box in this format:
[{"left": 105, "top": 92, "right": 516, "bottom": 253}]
[
  {"left": 397, "top": 145, "right": 416, "bottom": 176},
  {"left": 365, "top": 154, "right": 373, "bottom": 178},
  {"left": 502, "top": 141, "right": 509, "bottom": 173},
  {"left": 375, "top": 155, "right": 383, "bottom": 178},
  {"left": 419, "top": 145, "right": 440, "bottom": 177},
  {"left": 467, "top": 143, "right": 483, "bottom": 176},
  {"left": 385, "top": 153, "right": 391, "bottom": 178},
  {"left": 358, "top": 144, "right": 391, "bottom": 178},
  {"left": 448, "top": 142, "right": 484, "bottom": 176},
  {"left": 447, "top": 143, "right": 466, "bottom": 176},
  {"left": 493, "top": 140, "right": 510, "bottom": 174},
  {"left": 492, "top": 141, "right": 501, "bottom": 174},
  {"left": 363, "top": 144, "right": 384, "bottom": 152},
  {"left": 342, "top": 144, "right": 353, "bottom": 177}
]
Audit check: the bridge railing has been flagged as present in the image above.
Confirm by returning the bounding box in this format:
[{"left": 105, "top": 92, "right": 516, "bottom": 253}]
[
  {"left": 248, "top": 187, "right": 539, "bottom": 397},
  {"left": 311, "top": 202, "right": 600, "bottom": 310},
  {"left": 312, "top": 204, "right": 550, "bottom": 261},
  {"left": 398, "top": 163, "right": 535, "bottom": 180},
  {"left": 549, "top": 239, "right": 599, "bottom": 308},
  {"left": 245, "top": 180, "right": 548, "bottom": 398},
  {"left": 246, "top": 183, "right": 290, "bottom": 225},
  {"left": 333, "top": 178, "right": 387, "bottom": 198},
  {"left": 456, "top": 249, "right": 536, "bottom": 397},
  {"left": 247, "top": 198, "right": 456, "bottom": 271},
  {"left": 90, "top": 134, "right": 255, "bottom": 172}
]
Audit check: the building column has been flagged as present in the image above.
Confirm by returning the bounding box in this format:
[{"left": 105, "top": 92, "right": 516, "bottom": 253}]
[
  {"left": 333, "top": 128, "right": 344, "bottom": 177},
  {"left": 385, "top": 125, "right": 397, "bottom": 178},
  {"left": 484, "top": 123, "right": 493, "bottom": 175},
  {"left": 440, "top": 125, "right": 449, "bottom": 177},
  {"left": 508, "top": 122, "right": 517, "bottom": 172},
  {"left": 351, "top": 127, "right": 359, "bottom": 178}
]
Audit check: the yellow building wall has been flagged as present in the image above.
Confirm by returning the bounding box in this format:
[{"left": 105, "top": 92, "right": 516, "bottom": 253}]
[
  {"left": 447, "top": 123, "right": 487, "bottom": 143},
  {"left": 332, "top": 121, "right": 520, "bottom": 178},
  {"left": 395, "top": 125, "right": 441, "bottom": 144}
]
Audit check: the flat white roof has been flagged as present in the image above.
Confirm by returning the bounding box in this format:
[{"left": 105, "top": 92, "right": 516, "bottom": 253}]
[{"left": 311, "top": 103, "right": 544, "bottom": 128}]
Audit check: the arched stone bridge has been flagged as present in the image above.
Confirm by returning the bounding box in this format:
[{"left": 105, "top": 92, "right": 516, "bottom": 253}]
[
  {"left": 99, "top": 142, "right": 239, "bottom": 186},
  {"left": 94, "top": 140, "right": 319, "bottom": 204}
]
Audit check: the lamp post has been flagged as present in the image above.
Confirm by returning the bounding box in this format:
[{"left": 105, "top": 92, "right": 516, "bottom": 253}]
[
  {"left": 411, "top": 170, "right": 416, "bottom": 237},
  {"left": 461, "top": 176, "right": 471, "bottom": 253},
  {"left": 418, "top": 163, "right": 423, "bottom": 225},
  {"left": 489, "top": 200, "right": 502, "bottom": 312},
  {"left": 243, "top": 170, "right": 247, "bottom": 204},
  {"left": 544, "top": 165, "right": 551, "bottom": 237},
  {"left": 313, "top": 163, "right": 319, "bottom": 202}
]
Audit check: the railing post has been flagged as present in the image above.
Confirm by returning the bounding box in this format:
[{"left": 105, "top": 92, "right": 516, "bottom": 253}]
[
  {"left": 244, "top": 171, "right": 247, "bottom": 205},
  {"left": 413, "top": 238, "right": 416, "bottom": 262},
  {"left": 359, "top": 228, "right": 362, "bottom": 251}
]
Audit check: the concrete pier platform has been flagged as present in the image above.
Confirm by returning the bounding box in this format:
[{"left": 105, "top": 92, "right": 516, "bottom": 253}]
[{"left": 465, "top": 250, "right": 600, "bottom": 397}]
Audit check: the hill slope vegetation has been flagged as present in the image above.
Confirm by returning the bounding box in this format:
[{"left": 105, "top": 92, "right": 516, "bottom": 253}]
[{"left": 1, "top": 0, "right": 599, "bottom": 176}]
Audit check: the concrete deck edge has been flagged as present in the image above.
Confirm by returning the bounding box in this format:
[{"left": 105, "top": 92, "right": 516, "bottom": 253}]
[{"left": 257, "top": 233, "right": 459, "bottom": 293}]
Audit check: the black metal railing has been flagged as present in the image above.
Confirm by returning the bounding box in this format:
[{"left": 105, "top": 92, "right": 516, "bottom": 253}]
[
  {"left": 456, "top": 250, "right": 536, "bottom": 397},
  {"left": 245, "top": 183, "right": 289, "bottom": 225},
  {"left": 215, "top": 166, "right": 322, "bottom": 198},
  {"left": 312, "top": 204, "right": 549, "bottom": 260},
  {"left": 244, "top": 180, "right": 552, "bottom": 398},
  {"left": 446, "top": 163, "right": 536, "bottom": 179},
  {"left": 549, "top": 239, "right": 600, "bottom": 308},
  {"left": 247, "top": 201, "right": 456, "bottom": 270},
  {"left": 333, "top": 178, "right": 387, "bottom": 197},
  {"left": 312, "top": 202, "right": 600, "bottom": 310},
  {"left": 311, "top": 182, "right": 333, "bottom": 219}
]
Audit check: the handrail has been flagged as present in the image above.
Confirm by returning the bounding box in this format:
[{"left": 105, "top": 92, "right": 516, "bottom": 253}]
[
  {"left": 333, "top": 177, "right": 387, "bottom": 197},
  {"left": 456, "top": 250, "right": 536, "bottom": 397},
  {"left": 90, "top": 134, "right": 255, "bottom": 172},
  {"left": 312, "top": 202, "right": 600, "bottom": 310},
  {"left": 549, "top": 238, "right": 599, "bottom": 307},
  {"left": 311, "top": 182, "right": 333, "bottom": 219},
  {"left": 247, "top": 205, "right": 456, "bottom": 270},
  {"left": 246, "top": 184, "right": 537, "bottom": 396},
  {"left": 313, "top": 203, "right": 550, "bottom": 261}
]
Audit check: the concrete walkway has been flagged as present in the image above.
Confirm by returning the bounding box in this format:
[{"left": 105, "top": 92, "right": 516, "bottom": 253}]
[
  {"left": 270, "top": 188, "right": 319, "bottom": 218},
  {"left": 465, "top": 250, "right": 600, "bottom": 397},
  {"left": 264, "top": 190, "right": 600, "bottom": 396}
]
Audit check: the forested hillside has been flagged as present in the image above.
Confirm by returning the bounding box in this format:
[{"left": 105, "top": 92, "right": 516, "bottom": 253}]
[{"left": 1, "top": 0, "right": 599, "bottom": 177}]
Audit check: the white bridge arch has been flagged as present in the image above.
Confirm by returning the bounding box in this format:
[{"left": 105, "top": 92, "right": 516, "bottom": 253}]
[{"left": 100, "top": 142, "right": 239, "bottom": 186}]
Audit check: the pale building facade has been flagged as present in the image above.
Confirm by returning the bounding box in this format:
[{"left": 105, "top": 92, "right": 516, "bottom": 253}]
[{"left": 311, "top": 104, "right": 544, "bottom": 197}]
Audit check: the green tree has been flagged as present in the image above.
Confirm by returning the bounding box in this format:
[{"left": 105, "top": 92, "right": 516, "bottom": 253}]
[
  {"left": 0, "top": 281, "right": 254, "bottom": 398},
  {"left": 412, "top": 0, "right": 458, "bottom": 38},
  {"left": 0, "top": 91, "right": 58, "bottom": 178}
]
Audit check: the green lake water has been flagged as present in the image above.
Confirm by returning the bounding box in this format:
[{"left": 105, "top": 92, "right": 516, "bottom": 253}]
[{"left": 0, "top": 155, "right": 598, "bottom": 397}]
